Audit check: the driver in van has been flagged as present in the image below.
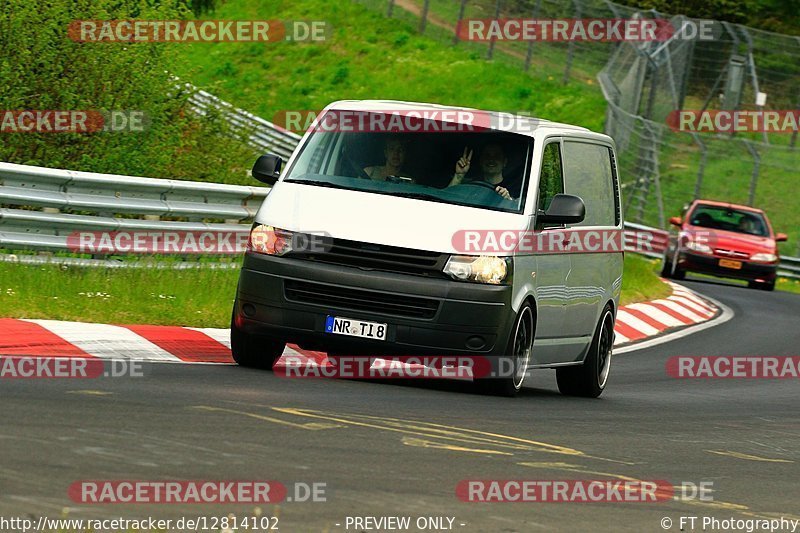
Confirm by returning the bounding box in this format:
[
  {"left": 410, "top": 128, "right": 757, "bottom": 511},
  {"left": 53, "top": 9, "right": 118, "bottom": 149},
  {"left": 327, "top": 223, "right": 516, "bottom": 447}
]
[
  {"left": 363, "top": 136, "right": 412, "bottom": 182},
  {"left": 447, "top": 144, "right": 516, "bottom": 200}
]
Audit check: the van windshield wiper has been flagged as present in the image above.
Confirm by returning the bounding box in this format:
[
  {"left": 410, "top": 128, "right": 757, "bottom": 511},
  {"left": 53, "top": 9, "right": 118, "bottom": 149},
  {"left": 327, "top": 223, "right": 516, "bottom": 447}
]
[
  {"left": 284, "top": 178, "right": 354, "bottom": 191},
  {"left": 391, "top": 192, "right": 450, "bottom": 204}
]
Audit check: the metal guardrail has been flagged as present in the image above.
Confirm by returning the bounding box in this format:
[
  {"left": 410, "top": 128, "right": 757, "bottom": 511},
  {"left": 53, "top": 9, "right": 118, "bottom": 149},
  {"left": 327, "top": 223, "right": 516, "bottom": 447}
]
[
  {"left": 186, "top": 88, "right": 302, "bottom": 161},
  {"left": 778, "top": 256, "right": 800, "bottom": 281},
  {"left": 1, "top": 162, "right": 797, "bottom": 279},
  {"left": 0, "top": 162, "right": 269, "bottom": 256},
  {"left": 623, "top": 221, "right": 669, "bottom": 259}
]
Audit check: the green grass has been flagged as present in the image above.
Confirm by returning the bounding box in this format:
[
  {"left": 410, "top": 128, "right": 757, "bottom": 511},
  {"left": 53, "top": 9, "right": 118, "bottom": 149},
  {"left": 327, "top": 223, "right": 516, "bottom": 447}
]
[
  {"left": 0, "top": 262, "right": 239, "bottom": 327},
  {"left": 0, "top": 254, "right": 669, "bottom": 327},
  {"left": 173, "top": 0, "right": 607, "bottom": 133},
  {"left": 619, "top": 254, "right": 672, "bottom": 306},
  {"left": 173, "top": 0, "right": 798, "bottom": 257}
]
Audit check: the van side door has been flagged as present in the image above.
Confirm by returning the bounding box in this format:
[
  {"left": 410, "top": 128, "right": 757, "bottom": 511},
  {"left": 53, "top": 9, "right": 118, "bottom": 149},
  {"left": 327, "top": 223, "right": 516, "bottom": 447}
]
[
  {"left": 561, "top": 140, "right": 623, "bottom": 358},
  {"left": 530, "top": 139, "right": 571, "bottom": 365}
]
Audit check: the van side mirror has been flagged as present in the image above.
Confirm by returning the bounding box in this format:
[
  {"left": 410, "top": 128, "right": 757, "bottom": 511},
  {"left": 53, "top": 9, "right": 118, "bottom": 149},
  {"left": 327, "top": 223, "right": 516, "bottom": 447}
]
[
  {"left": 775, "top": 232, "right": 788, "bottom": 242},
  {"left": 669, "top": 216, "right": 682, "bottom": 227},
  {"left": 537, "top": 194, "right": 585, "bottom": 225},
  {"left": 252, "top": 154, "right": 283, "bottom": 185}
]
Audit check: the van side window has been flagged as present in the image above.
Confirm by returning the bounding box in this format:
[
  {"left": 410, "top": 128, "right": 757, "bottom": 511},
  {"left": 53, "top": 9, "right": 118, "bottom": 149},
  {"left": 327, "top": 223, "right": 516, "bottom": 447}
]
[
  {"left": 563, "top": 141, "right": 617, "bottom": 227},
  {"left": 538, "top": 142, "right": 564, "bottom": 212}
]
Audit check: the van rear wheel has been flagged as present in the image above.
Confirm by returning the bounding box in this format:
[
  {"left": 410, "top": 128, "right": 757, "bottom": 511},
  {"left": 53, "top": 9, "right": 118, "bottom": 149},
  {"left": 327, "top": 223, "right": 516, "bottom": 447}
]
[
  {"left": 556, "top": 306, "right": 614, "bottom": 398},
  {"left": 230, "top": 309, "right": 285, "bottom": 370},
  {"left": 475, "top": 304, "right": 534, "bottom": 397}
]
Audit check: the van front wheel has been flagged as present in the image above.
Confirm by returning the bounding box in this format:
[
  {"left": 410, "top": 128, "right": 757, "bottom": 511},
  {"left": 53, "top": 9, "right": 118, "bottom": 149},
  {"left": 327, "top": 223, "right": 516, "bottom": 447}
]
[
  {"left": 230, "top": 309, "right": 285, "bottom": 370},
  {"left": 475, "top": 304, "right": 534, "bottom": 397},
  {"left": 556, "top": 306, "right": 614, "bottom": 398}
]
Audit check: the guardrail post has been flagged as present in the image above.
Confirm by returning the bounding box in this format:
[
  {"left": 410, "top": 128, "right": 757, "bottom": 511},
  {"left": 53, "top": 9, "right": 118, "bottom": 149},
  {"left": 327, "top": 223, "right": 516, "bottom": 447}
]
[{"left": 387, "top": 0, "right": 395, "bottom": 18}]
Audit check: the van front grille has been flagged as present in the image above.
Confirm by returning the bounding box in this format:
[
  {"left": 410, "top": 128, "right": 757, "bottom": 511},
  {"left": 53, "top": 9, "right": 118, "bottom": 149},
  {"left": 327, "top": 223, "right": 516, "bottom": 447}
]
[
  {"left": 284, "top": 280, "right": 439, "bottom": 319},
  {"left": 288, "top": 237, "right": 448, "bottom": 277}
]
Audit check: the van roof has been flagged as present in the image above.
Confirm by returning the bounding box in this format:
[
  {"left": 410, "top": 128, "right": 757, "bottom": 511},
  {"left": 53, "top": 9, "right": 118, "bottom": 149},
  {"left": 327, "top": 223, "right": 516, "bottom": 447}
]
[{"left": 326, "top": 99, "right": 597, "bottom": 137}]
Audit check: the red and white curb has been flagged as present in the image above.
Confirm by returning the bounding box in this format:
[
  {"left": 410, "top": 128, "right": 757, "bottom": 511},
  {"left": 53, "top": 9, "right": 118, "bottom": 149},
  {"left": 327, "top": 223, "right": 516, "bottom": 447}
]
[
  {"left": 0, "top": 282, "right": 720, "bottom": 364},
  {"left": 613, "top": 281, "right": 719, "bottom": 346}
]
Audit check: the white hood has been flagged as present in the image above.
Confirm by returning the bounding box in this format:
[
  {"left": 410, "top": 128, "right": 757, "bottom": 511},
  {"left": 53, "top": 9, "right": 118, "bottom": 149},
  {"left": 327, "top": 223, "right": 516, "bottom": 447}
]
[{"left": 254, "top": 182, "right": 528, "bottom": 254}]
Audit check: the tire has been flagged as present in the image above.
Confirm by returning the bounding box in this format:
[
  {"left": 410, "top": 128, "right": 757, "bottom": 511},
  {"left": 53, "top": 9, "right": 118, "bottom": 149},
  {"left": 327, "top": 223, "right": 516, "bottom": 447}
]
[
  {"left": 660, "top": 252, "right": 673, "bottom": 278},
  {"left": 230, "top": 308, "right": 285, "bottom": 370},
  {"left": 475, "top": 304, "right": 534, "bottom": 397},
  {"left": 661, "top": 248, "right": 685, "bottom": 280},
  {"left": 557, "top": 306, "right": 614, "bottom": 398}
]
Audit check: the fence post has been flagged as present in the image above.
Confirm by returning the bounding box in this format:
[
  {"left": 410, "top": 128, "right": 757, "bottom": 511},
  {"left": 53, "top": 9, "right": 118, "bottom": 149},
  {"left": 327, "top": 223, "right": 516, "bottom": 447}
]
[
  {"left": 453, "top": 0, "right": 468, "bottom": 45},
  {"left": 742, "top": 140, "right": 760, "bottom": 206},
  {"left": 486, "top": 0, "right": 502, "bottom": 60},
  {"left": 419, "top": 0, "right": 430, "bottom": 33},
  {"left": 524, "top": 0, "right": 543, "bottom": 71},
  {"left": 690, "top": 133, "right": 707, "bottom": 199},
  {"left": 791, "top": 94, "right": 799, "bottom": 149},
  {"left": 562, "top": 0, "right": 581, "bottom": 84},
  {"left": 387, "top": 0, "right": 394, "bottom": 18}
]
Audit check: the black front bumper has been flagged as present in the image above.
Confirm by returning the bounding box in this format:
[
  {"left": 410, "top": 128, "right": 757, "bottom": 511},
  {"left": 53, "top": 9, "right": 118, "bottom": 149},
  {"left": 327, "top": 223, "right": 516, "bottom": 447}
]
[
  {"left": 679, "top": 251, "right": 778, "bottom": 281},
  {"left": 235, "top": 253, "right": 515, "bottom": 355}
]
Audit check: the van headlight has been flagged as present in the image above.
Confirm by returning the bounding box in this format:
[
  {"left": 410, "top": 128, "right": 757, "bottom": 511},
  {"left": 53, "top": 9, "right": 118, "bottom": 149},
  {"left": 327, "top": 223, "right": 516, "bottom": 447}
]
[
  {"left": 750, "top": 252, "right": 778, "bottom": 263},
  {"left": 248, "top": 224, "right": 294, "bottom": 256},
  {"left": 444, "top": 255, "right": 510, "bottom": 284}
]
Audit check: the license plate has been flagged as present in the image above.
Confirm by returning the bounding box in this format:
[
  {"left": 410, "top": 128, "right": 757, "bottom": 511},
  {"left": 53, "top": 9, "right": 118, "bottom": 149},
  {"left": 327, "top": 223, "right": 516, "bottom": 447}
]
[
  {"left": 325, "top": 315, "right": 387, "bottom": 341},
  {"left": 719, "top": 259, "right": 742, "bottom": 269}
]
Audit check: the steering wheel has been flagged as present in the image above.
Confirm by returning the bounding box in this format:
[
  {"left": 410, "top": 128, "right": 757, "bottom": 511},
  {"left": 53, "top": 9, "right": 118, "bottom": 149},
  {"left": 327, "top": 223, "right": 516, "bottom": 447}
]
[
  {"left": 460, "top": 180, "right": 503, "bottom": 192},
  {"left": 342, "top": 151, "right": 372, "bottom": 180},
  {"left": 386, "top": 175, "right": 414, "bottom": 183}
]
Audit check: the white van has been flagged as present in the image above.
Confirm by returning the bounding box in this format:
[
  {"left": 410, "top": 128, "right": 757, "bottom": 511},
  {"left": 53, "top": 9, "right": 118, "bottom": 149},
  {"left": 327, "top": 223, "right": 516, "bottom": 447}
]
[{"left": 232, "top": 100, "right": 623, "bottom": 397}]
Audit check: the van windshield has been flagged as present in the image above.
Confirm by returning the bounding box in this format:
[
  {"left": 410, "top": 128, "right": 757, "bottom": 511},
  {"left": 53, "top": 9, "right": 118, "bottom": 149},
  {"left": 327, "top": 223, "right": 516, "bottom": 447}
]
[{"left": 282, "top": 111, "right": 533, "bottom": 214}]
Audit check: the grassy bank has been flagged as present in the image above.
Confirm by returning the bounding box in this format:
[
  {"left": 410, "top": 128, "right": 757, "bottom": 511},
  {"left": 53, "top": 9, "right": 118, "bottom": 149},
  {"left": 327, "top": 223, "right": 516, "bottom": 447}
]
[
  {"left": 173, "top": 0, "right": 606, "bottom": 133},
  {"left": 0, "top": 254, "right": 670, "bottom": 327}
]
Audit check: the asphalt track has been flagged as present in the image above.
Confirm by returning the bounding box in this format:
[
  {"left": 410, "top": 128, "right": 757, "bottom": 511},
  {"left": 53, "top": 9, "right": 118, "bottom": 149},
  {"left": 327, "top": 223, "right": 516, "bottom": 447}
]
[{"left": 2, "top": 278, "right": 799, "bottom": 532}]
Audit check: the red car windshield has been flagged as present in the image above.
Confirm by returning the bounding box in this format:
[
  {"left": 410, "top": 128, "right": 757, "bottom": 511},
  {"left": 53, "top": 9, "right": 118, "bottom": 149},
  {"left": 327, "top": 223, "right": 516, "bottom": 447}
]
[{"left": 688, "top": 205, "right": 769, "bottom": 237}]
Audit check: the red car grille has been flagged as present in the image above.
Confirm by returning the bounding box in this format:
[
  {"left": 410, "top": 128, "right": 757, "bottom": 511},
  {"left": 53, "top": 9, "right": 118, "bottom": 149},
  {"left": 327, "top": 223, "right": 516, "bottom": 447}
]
[{"left": 714, "top": 249, "right": 749, "bottom": 259}]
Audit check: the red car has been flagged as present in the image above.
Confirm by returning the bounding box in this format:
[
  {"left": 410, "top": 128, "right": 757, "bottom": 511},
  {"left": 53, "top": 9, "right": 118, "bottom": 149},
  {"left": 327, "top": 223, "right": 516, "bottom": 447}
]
[{"left": 661, "top": 200, "right": 787, "bottom": 291}]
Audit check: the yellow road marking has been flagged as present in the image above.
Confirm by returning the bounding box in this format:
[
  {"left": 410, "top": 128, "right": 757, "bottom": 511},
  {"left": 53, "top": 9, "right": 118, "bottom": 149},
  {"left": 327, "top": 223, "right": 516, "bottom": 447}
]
[
  {"left": 706, "top": 450, "right": 793, "bottom": 463},
  {"left": 190, "top": 406, "right": 344, "bottom": 430},
  {"left": 272, "top": 407, "right": 589, "bottom": 457},
  {"left": 402, "top": 436, "right": 513, "bottom": 455}
]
